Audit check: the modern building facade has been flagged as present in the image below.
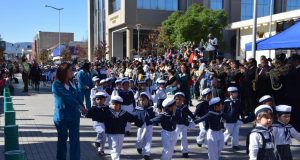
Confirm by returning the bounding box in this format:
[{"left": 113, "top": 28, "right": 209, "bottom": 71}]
[
  {"left": 88, "top": 0, "right": 300, "bottom": 60},
  {"left": 228, "top": 0, "right": 300, "bottom": 60},
  {"left": 32, "top": 31, "right": 74, "bottom": 59}
]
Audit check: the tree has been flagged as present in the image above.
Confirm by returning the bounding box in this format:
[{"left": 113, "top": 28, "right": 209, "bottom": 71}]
[
  {"left": 159, "top": 4, "right": 227, "bottom": 49},
  {"left": 95, "top": 41, "right": 108, "bottom": 61},
  {"left": 75, "top": 44, "right": 88, "bottom": 59},
  {"left": 39, "top": 49, "right": 49, "bottom": 65},
  {"left": 60, "top": 46, "right": 71, "bottom": 62},
  {"left": 140, "top": 29, "right": 160, "bottom": 57}
]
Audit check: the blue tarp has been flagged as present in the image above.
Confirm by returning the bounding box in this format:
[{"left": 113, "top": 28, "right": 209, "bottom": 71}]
[
  {"left": 245, "top": 21, "right": 300, "bottom": 51},
  {"left": 53, "top": 44, "right": 65, "bottom": 57}
]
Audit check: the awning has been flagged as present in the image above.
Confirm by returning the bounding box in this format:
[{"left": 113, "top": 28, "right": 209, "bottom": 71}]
[{"left": 245, "top": 21, "right": 300, "bottom": 51}]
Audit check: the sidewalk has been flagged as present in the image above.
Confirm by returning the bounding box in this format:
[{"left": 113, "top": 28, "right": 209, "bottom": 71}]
[{"left": 0, "top": 74, "right": 300, "bottom": 160}]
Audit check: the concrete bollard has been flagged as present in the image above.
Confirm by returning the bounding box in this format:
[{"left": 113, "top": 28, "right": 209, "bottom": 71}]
[
  {"left": 5, "top": 111, "right": 16, "bottom": 125},
  {"left": 4, "top": 97, "right": 12, "bottom": 104},
  {"left": 4, "top": 125, "right": 19, "bottom": 152},
  {"left": 5, "top": 150, "right": 26, "bottom": 160},
  {"left": 4, "top": 91, "right": 10, "bottom": 97},
  {"left": 4, "top": 102, "right": 14, "bottom": 112}
]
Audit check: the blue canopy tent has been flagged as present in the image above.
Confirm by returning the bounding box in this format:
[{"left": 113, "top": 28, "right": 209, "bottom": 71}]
[
  {"left": 52, "top": 44, "right": 66, "bottom": 57},
  {"left": 245, "top": 21, "right": 300, "bottom": 51}
]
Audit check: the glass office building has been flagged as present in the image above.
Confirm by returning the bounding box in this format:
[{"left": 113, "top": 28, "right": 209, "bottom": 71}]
[
  {"left": 137, "top": 0, "right": 178, "bottom": 11},
  {"left": 287, "top": 0, "right": 300, "bottom": 11},
  {"left": 210, "top": 0, "right": 223, "bottom": 10},
  {"left": 241, "top": 0, "right": 272, "bottom": 20}
]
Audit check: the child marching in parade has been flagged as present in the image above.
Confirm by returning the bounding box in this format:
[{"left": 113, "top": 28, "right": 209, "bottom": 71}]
[
  {"left": 150, "top": 98, "right": 177, "bottom": 160},
  {"left": 194, "top": 88, "right": 212, "bottom": 147},
  {"left": 272, "top": 105, "right": 300, "bottom": 160},
  {"left": 118, "top": 79, "right": 136, "bottom": 135},
  {"left": 99, "top": 96, "right": 141, "bottom": 160},
  {"left": 154, "top": 79, "right": 167, "bottom": 113},
  {"left": 174, "top": 92, "right": 195, "bottom": 158},
  {"left": 223, "top": 87, "right": 244, "bottom": 150},
  {"left": 133, "top": 92, "right": 156, "bottom": 160},
  {"left": 85, "top": 92, "right": 109, "bottom": 155},
  {"left": 194, "top": 97, "right": 225, "bottom": 160}
]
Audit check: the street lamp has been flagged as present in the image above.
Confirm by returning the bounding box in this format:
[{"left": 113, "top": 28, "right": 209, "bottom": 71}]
[
  {"left": 268, "top": 0, "right": 273, "bottom": 58},
  {"left": 45, "top": 5, "right": 64, "bottom": 58},
  {"left": 136, "top": 24, "right": 142, "bottom": 59},
  {"left": 252, "top": 0, "right": 258, "bottom": 59}
]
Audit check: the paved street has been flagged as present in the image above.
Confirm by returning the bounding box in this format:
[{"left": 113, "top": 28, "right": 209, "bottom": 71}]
[{"left": 1, "top": 74, "right": 300, "bottom": 160}]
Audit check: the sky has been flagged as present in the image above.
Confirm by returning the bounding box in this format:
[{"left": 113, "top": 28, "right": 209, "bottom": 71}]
[{"left": 0, "top": 0, "right": 87, "bottom": 43}]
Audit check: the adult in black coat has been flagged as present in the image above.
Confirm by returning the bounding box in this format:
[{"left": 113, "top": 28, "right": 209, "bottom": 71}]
[
  {"left": 285, "top": 54, "right": 300, "bottom": 131},
  {"left": 242, "top": 58, "right": 257, "bottom": 114},
  {"left": 256, "top": 57, "right": 272, "bottom": 102}
]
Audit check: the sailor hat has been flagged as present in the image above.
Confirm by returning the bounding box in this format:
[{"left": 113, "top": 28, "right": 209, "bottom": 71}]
[
  {"left": 162, "top": 98, "right": 176, "bottom": 108},
  {"left": 140, "top": 92, "right": 150, "bottom": 100},
  {"left": 275, "top": 105, "right": 292, "bottom": 114},
  {"left": 110, "top": 96, "right": 123, "bottom": 104},
  {"left": 174, "top": 92, "right": 185, "bottom": 98},
  {"left": 92, "top": 76, "right": 100, "bottom": 82},
  {"left": 259, "top": 95, "right": 272, "bottom": 104},
  {"left": 209, "top": 97, "right": 221, "bottom": 106},
  {"left": 255, "top": 105, "right": 273, "bottom": 116},
  {"left": 94, "top": 92, "right": 107, "bottom": 99},
  {"left": 115, "top": 79, "right": 122, "bottom": 84},
  {"left": 201, "top": 88, "right": 211, "bottom": 96},
  {"left": 227, "top": 87, "right": 238, "bottom": 92}
]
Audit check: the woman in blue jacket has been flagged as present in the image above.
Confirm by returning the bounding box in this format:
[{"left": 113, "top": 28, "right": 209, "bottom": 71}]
[
  {"left": 52, "top": 62, "right": 87, "bottom": 160},
  {"left": 77, "top": 62, "right": 94, "bottom": 109}
]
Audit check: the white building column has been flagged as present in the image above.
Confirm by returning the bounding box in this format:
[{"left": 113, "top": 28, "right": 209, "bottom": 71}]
[
  {"left": 126, "top": 28, "right": 133, "bottom": 59},
  {"left": 112, "top": 31, "right": 123, "bottom": 59},
  {"left": 88, "top": 0, "right": 94, "bottom": 62}
]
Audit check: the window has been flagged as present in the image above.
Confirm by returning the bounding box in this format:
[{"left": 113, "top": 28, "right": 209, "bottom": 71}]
[
  {"left": 287, "top": 0, "right": 300, "bottom": 11},
  {"left": 241, "top": 0, "right": 273, "bottom": 20},
  {"left": 137, "top": 0, "right": 178, "bottom": 11},
  {"left": 210, "top": 0, "right": 223, "bottom": 10},
  {"left": 110, "top": 0, "right": 120, "bottom": 14}
]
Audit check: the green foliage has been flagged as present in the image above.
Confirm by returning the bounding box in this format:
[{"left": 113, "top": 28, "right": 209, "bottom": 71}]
[
  {"left": 60, "top": 46, "right": 71, "bottom": 62},
  {"left": 39, "top": 49, "right": 49, "bottom": 65},
  {"left": 159, "top": 4, "right": 227, "bottom": 48}
]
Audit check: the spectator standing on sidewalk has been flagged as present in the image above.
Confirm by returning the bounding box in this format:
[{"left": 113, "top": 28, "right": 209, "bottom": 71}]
[
  {"left": 77, "top": 62, "right": 94, "bottom": 109},
  {"left": 52, "top": 62, "right": 87, "bottom": 160},
  {"left": 20, "top": 55, "right": 30, "bottom": 92}
]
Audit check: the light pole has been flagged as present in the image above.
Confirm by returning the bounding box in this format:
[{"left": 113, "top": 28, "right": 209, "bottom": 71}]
[
  {"left": 252, "top": 0, "right": 258, "bottom": 59},
  {"left": 45, "top": 5, "right": 64, "bottom": 58},
  {"left": 268, "top": 0, "right": 273, "bottom": 58},
  {"left": 136, "top": 24, "right": 142, "bottom": 58}
]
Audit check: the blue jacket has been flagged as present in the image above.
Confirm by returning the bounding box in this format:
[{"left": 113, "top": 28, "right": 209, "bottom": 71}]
[
  {"left": 133, "top": 106, "right": 156, "bottom": 127},
  {"left": 175, "top": 105, "right": 195, "bottom": 126},
  {"left": 150, "top": 111, "right": 177, "bottom": 132},
  {"left": 194, "top": 111, "right": 224, "bottom": 131},
  {"left": 52, "top": 80, "right": 83, "bottom": 122},
  {"left": 77, "top": 70, "right": 93, "bottom": 90},
  {"left": 222, "top": 98, "right": 243, "bottom": 123}
]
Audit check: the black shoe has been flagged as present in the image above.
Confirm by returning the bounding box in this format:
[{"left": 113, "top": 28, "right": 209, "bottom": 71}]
[
  {"left": 143, "top": 155, "right": 151, "bottom": 160},
  {"left": 97, "top": 151, "right": 105, "bottom": 156},
  {"left": 182, "top": 153, "right": 189, "bottom": 158},
  {"left": 232, "top": 146, "right": 240, "bottom": 150},
  {"left": 95, "top": 142, "right": 100, "bottom": 148},
  {"left": 125, "top": 131, "right": 131, "bottom": 136},
  {"left": 137, "top": 148, "right": 142, "bottom": 154},
  {"left": 197, "top": 143, "right": 202, "bottom": 147}
]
